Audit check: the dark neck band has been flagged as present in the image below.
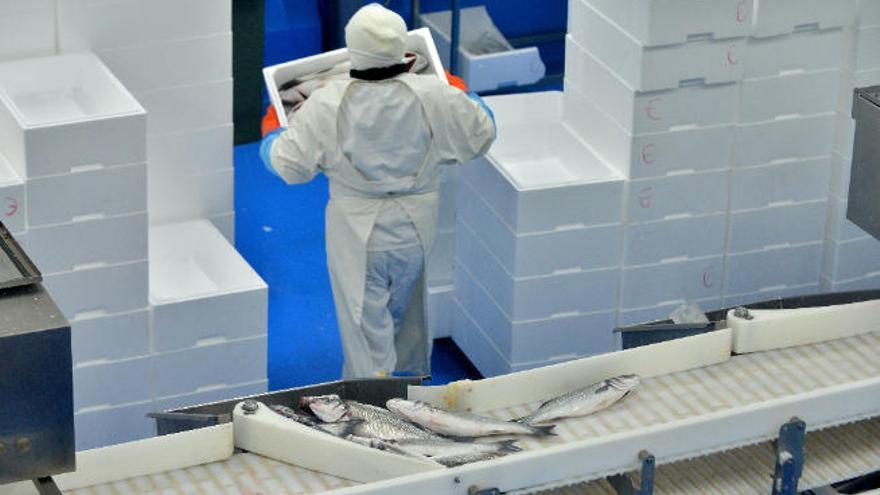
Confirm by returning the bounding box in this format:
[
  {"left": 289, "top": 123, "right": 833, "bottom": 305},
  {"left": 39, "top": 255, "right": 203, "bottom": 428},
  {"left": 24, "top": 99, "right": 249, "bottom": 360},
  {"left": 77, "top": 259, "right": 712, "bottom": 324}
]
[{"left": 350, "top": 63, "right": 408, "bottom": 81}]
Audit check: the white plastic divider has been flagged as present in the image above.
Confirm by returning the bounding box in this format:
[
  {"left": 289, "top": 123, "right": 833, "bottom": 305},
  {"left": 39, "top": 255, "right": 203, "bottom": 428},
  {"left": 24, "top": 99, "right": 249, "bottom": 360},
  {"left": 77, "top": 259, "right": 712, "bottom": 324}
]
[
  {"left": 734, "top": 113, "right": 836, "bottom": 167},
  {"left": 620, "top": 256, "right": 724, "bottom": 310},
  {"left": 744, "top": 27, "right": 848, "bottom": 78},
  {"left": 728, "top": 200, "right": 828, "bottom": 253},
  {"left": 0, "top": 152, "right": 25, "bottom": 233},
  {"left": 623, "top": 214, "right": 727, "bottom": 266},
  {"left": 730, "top": 157, "right": 831, "bottom": 211},
  {"left": 569, "top": 0, "right": 746, "bottom": 92},
  {"left": 752, "top": 0, "right": 858, "bottom": 38},
  {"left": 623, "top": 170, "right": 730, "bottom": 223},
  {"left": 725, "top": 242, "right": 824, "bottom": 295},
  {"left": 729, "top": 299, "right": 880, "bottom": 353},
  {"left": 739, "top": 69, "right": 841, "bottom": 123},
  {"left": 0, "top": 52, "right": 147, "bottom": 179},
  {"left": 581, "top": 0, "right": 753, "bottom": 46},
  {"left": 0, "top": 0, "right": 56, "bottom": 62}
]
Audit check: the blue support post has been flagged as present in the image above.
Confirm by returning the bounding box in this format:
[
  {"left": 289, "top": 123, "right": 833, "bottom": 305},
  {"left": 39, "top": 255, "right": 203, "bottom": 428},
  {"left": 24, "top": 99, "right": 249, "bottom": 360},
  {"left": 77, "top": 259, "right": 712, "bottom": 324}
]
[
  {"left": 608, "top": 450, "right": 655, "bottom": 495},
  {"left": 772, "top": 417, "right": 806, "bottom": 495},
  {"left": 450, "top": 0, "right": 461, "bottom": 74}
]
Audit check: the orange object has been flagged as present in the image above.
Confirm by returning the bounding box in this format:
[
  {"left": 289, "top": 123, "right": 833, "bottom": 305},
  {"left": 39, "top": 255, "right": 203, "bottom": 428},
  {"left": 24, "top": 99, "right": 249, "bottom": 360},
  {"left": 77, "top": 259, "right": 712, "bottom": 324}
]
[
  {"left": 261, "top": 104, "right": 281, "bottom": 137},
  {"left": 445, "top": 70, "right": 468, "bottom": 92}
]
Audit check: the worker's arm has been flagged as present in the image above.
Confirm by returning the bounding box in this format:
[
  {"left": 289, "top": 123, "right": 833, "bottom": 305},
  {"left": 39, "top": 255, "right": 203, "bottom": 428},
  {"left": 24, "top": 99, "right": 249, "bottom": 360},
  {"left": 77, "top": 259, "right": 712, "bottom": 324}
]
[
  {"left": 259, "top": 100, "right": 324, "bottom": 184},
  {"left": 434, "top": 82, "right": 496, "bottom": 164}
]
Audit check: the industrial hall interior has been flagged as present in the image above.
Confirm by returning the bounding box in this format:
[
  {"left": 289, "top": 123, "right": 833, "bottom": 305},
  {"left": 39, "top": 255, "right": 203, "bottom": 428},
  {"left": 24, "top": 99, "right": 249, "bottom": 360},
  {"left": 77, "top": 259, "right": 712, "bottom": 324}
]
[{"left": 2, "top": 0, "right": 880, "bottom": 494}]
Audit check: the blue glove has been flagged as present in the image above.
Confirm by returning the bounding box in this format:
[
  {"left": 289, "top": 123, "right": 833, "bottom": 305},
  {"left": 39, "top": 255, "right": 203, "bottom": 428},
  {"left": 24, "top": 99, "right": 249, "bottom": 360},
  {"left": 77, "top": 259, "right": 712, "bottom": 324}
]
[
  {"left": 468, "top": 92, "right": 496, "bottom": 135},
  {"left": 259, "top": 128, "right": 283, "bottom": 177}
]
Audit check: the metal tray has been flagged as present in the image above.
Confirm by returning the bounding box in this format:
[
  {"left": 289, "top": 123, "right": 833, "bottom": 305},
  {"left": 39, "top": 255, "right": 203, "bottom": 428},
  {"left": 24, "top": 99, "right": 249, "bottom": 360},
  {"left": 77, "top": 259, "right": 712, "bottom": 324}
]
[{"left": 0, "top": 221, "right": 40, "bottom": 290}]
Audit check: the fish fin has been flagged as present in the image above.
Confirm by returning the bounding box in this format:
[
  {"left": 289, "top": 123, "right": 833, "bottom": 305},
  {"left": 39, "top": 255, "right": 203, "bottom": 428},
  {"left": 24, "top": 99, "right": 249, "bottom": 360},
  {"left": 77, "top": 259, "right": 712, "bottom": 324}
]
[
  {"left": 530, "top": 425, "right": 557, "bottom": 437},
  {"left": 338, "top": 419, "right": 365, "bottom": 437},
  {"left": 496, "top": 440, "right": 521, "bottom": 453},
  {"left": 510, "top": 415, "right": 533, "bottom": 424}
]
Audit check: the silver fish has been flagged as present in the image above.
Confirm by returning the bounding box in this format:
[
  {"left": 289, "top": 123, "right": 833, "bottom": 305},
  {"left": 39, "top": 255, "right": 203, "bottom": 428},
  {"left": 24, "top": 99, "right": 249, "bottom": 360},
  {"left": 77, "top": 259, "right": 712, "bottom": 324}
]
[
  {"left": 518, "top": 374, "right": 640, "bottom": 425},
  {"left": 386, "top": 398, "right": 555, "bottom": 438},
  {"left": 301, "top": 395, "right": 440, "bottom": 441},
  {"left": 269, "top": 404, "right": 363, "bottom": 437},
  {"left": 346, "top": 436, "right": 517, "bottom": 467}
]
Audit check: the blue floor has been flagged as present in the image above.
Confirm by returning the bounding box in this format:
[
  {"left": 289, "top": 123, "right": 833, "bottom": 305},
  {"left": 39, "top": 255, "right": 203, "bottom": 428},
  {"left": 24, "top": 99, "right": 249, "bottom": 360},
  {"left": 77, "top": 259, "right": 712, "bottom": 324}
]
[{"left": 233, "top": 142, "right": 481, "bottom": 390}]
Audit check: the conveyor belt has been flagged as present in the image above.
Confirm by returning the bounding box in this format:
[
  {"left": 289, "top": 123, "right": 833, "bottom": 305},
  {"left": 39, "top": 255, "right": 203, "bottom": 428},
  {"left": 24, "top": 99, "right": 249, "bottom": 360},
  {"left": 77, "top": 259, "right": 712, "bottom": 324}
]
[{"left": 541, "top": 417, "right": 880, "bottom": 495}]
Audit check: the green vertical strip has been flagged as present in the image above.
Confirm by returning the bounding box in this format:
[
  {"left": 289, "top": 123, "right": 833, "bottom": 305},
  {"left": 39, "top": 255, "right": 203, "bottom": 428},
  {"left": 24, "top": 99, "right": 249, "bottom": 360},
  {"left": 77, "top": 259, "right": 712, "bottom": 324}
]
[{"left": 233, "top": 0, "right": 266, "bottom": 144}]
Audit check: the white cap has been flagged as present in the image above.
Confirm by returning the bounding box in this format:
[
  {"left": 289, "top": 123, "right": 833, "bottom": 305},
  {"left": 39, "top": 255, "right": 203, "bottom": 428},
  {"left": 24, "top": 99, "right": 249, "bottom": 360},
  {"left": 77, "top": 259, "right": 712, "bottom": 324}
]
[{"left": 345, "top": 3, "right": 407, "bottom": 70}]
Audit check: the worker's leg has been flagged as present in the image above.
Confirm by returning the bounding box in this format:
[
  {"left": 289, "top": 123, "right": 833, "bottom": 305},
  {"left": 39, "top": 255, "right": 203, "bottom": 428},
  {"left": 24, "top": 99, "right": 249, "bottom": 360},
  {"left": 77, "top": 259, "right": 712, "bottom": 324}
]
[
  {"left": 387, "top": 245, "right": 425, "bottom": 330},
  {"left": 384, "top": 245, "right": 427, "bottom": 374},
  {"left": 357, "top": 250, "right": 398, "bottom": 376}
]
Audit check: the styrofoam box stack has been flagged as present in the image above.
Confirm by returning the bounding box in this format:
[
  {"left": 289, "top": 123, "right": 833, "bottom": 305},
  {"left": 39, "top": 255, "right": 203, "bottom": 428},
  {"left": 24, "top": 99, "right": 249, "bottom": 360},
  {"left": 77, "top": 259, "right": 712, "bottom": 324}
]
[
  {"left": 822, "top": 1, "right": 880, "bottom": 293},
  {"left": 452, "top": 92, "right": 624, "bottom": 377},
  {"left": 0, "top": 0, "right": 56, "bottom": 62},
  {"left": 427, "top": 167, "right": 458, "bottom": 339},
  {"left": 58, "top": 0, "right": 235, "bottom": 242}
]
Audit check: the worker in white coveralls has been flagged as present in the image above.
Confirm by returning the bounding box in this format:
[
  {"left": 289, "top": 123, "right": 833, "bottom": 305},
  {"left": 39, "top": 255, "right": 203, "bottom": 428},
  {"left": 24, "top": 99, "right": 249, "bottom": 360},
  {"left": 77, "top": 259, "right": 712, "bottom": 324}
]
[{"left": 259, "top": 3, "right": 496, "bottom": 378}]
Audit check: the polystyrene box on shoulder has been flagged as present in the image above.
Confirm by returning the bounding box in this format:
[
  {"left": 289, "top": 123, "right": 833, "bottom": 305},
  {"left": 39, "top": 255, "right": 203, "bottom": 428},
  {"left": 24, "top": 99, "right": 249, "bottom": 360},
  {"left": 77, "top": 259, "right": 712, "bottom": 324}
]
[
  {"left": 562, "top": 79, "right": 735, "bottom": 179},
  {"left": 0, "top": 152, "right": 25, "bottom": 233},
  {"left": 456, "top": 218, "right": 620, "bottom": 321},
  {"left": 264, "top": 28, "right": 445, "bottom": 125},
  {"left": 745, "top": 28, "right": 848, "bottom": 78},
  {"left": 569, "top": 0, "right": 746, "bottom": 92},
  {"left": 71, "top": 309, "right": 151, "bottom": 367},
  {"left": 455, "top": 263, "right": 617, "bottom": 365},
  {"left": 623, "top": 214, "right": 727, "bottom": 267},
  {"left": 624, "top": 170, "right": 730, "bottom": 223},
  {"left": 730, "top": 157, "right": 832, "bottom": 211},
  {"left": 59, "top": 0, "right": 231, "bottom": 51},
  {"left": 752, "top": 0, "right": 857, "bottom": 38},
  {"left": 822, "top": 236, "right": 880, "bottom": 282},
  {"left": 420, "top": 7, "right": 545, "bottom": 93},
  {"left": 460, "top": 92, "right": 623, "bottom": 235},
  {"left": 74, "top": 400, "right": 155, "bottom": 451},
  {"left": 725, "top": 242, "right": 824, "bottom": 295},
  {"left": 729, "top": 201, "right": 828, "bottom": 253},
  {"left": 150, "top": 219, "right": 267, "bottom": 353},
  {"left": 739, "top": 69, "right": 840, "bottom": 123},
  {"left": 457, "top": 178, "right": 621, "bottom": 277},
  {"left": 735, "top": 113, "right": 835, "bottom": 167},
  {"left": 0, "top": 52, "right": 146, "bottom": 178},
  {"left": 620, "top": 256, "right": 724, "bottom": 310},
  {"left": 583, "top": 0, "right": 753, "bottom": 46}
]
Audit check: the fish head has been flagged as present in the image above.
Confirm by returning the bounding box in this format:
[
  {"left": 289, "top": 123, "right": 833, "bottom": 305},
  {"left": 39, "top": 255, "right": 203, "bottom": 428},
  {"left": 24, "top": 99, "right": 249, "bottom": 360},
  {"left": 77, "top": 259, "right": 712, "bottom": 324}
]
[
  {"left": 300, "top": 394, "right": 349, "bottom": 422},
  {"left": 607, "top": 374, "right": 640, "bottom": 392}
]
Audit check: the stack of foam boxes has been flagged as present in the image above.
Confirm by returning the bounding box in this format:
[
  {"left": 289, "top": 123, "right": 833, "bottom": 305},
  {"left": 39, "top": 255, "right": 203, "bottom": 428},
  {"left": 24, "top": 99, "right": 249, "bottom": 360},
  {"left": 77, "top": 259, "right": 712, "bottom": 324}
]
[
  {"left": 723, "top": 1, "right": 857, "bottom": 307},
  {"left": 562, "top": 0, "right": 751, "bottom": 325},
  {"left": 452, "top": 92, "right": 624, "bottom": 377},
  {"left": 426, "top": 168, "right": 458, "bottom": 339},
  {"left": 822, "top": 0, "right": 880, "bottom": 292}
]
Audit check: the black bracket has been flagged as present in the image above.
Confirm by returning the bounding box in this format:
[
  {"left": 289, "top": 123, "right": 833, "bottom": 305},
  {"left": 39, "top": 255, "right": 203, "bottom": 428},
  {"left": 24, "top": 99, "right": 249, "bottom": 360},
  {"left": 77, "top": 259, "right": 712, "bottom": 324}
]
[
  {"left": 468, "top": 486, "right": 502, "bottom": 495},
  {"left": 33, "top": 477, "right": 63, "bottom": 495},
  {"left": 772, "top": 417, "right": 806, "bottom": 495},
  {"left": 608, "top": 450, "right": 656, "bottom": 495}
]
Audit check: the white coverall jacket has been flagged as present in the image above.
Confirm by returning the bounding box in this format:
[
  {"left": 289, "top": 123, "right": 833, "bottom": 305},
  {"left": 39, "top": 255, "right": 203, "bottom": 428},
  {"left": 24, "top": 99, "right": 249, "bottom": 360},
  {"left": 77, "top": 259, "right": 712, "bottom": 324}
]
[{"left": 268, "top": 71, "right": 495, "bottom": 377}]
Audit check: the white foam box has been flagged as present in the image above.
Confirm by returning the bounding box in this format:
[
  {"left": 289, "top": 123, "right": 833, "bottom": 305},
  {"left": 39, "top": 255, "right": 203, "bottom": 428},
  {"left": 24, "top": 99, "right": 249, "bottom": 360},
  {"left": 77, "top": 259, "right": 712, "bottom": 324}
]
[
  {"left": 460, "top": 92, "right": 624, "bottom": 235},
  {"left": 420, "top": 7, "right": 545, "bottom": 93},
  {"left": 457, "top": 178, "right": 621, "bottom": 277},
  {"left": 564, "top": 35, "right": 740, "bottom": 134},
  {"left": 70, "top": 309, "right": 151, "bottom": 367},
  {"left": 730, "top": 157, "right": 832, "bottom": 211},
  {"left": 427, "top": 229, "right": 454, "bottom": 287},
  {"left": 725, "top": 242, "right": 824, "bottom": 295},
  {"left": 0, "top": 0, "right": 56, "bottom": 62},
  {"left": 745, "top": 28, "right": 848, "bottom": 78},
  {"left": 822, "top": 236, "right": 880, "bottom": 281},
  {"left": 852, "top": 24, "right": 880, "bottom": 69},
  {"left": 821, "top": 272, "right": 880, "bottom": 292},
  {"left": 456, "top": 218, "right": 620, "bottom": 321},
  {"left": 134, "top": 79, "right": 232, "bottom": 137},
  {"left": 96, "top": 33, "right": 232, "bottom": 93},
  {"left": 147, "top": 125, "right": 233, "bottom": 176},
  {"left": 148, "top": 167, "right": 233, "bottom": 224},
  {"left": 740, "top": 69, "right": 841, "bottom": 124},
  {"left": 620, "top": 256, "right": 724, "bottom": 310},
  {"left": 826, "top": 194, "right": 870, "bottom": 241},
  {"left": 73, "top": 355, "right": 152, "bottom": 411},
  {"left": 861, "top": 0, "right": 880, "bottom": 28},
  {"left": 0, "top": 53, "right": 147, "bottom": 179},
  {"left": 264, "top": 28, "right": 446, "bottom": 124},
  {"left": 562, "top": 77, "right": 735, "bottom": 179},
  {"left": 428, "top": 285, "right": 454, "bottom": 339},
  {"left": 26, "top": 162, "right": 147, "bottom": 228},
  {"left": 623, "top": 213, "right": 727, "bottom": 267},
  {"left": 830, "top": 152, "right": 853, "bottom": 199},
  {"left": 27, "top": 213, "right": 148, "bottom": 275},
  {"left": 0, "top": 152, "right": 25, "bottom": 233},
  {"left": 150, "top": 219, "right": 267, "bottom": 353},
  {"left": 210, "top": 211, "right": 235, "bottom": 244},
  {"left": 42, "top": 260, "right": 149, "bottom": 319},
  {"left": 74, "top": 400, "right": 156, "bottom": 451},
  {"left": 734, "top": 113, "right": 836, "bottom": 167},
  {"left": 59, "top": 0, "right": 231, "bottom": 51},
  {"left": 153, "top": 380, "right": 268, "bottom": 413},
  {"left": 752, "top": 0, "right": 857, "bottom": 37},
  {"left": 835, "top": 111, "right": 856, "bottom": 159},
  {"left": 436, "top": 167, "right": 458, "bottom": 232},
  {"left": 455, "top": 262, "right": 617, "bottom": 364},
  {"left": 151, "top": 335, "right": 267, "bottom": 399},
  {"left": 569, "top": 0, "right": 747, "bottom": 92},
  {"left": 618, "top": 297, "right": 723, "bottom": 327},
  {"left": 582, "top": 0, "right": 753, "bottom": 46},
  {"left": 728, "top": 200, "right": 828, "bottom": 253},
  {"left": 722, "top": 282, "right": 822, "bottom": 308},
  {"left": 624, "top": 169, "right": 730, "bottom": 223}
]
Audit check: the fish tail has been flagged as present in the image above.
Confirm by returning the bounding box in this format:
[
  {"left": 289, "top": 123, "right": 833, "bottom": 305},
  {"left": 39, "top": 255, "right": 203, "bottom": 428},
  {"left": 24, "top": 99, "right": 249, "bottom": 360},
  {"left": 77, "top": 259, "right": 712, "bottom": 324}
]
[
  {"left": 497, "top": 440, "right": 521, "bottom": 453},
  {"left": 530, "top": 424, "right": 557, "bottom": 437}
]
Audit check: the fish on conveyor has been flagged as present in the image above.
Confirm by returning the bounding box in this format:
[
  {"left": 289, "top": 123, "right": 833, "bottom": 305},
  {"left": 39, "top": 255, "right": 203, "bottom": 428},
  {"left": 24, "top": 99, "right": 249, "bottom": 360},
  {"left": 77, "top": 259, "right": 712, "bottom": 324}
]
[
  {"left": 386, "top": 398, "right": 555, "bottom": 438},
  {"left": 517, "top": 374, "right": 640, "bottom": 425},
  {"left": 269, "top": 403, "right": 363, "bottom": 437},
  {"left": 301, "top": 395, "right": 441, "bottom": 441},
  {"left": 346, "top": 436, "right": 519, "bottom": 467}
]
